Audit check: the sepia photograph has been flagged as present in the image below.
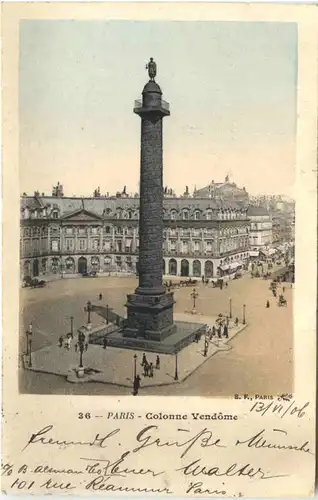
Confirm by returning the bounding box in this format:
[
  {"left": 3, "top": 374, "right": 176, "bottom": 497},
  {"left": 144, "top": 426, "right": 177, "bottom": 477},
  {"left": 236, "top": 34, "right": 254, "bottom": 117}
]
[{"left": 19, "top": 19, "right": 296, "bottom": 397}]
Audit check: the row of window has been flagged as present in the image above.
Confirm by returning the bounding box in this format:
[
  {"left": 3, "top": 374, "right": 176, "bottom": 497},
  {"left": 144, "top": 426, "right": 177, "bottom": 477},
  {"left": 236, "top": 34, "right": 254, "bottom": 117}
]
[
  {"left": 22, "top": 207, "right": 247, "bottom": 221},
  {"left": 22, "top": 225, "right": 137, "bottom": 238},
  {"left": 23, "top": 233, "right": 250, "bottom": 252},
  {"left": 23, "top": 225, "right": 251, "bottom": 239}
]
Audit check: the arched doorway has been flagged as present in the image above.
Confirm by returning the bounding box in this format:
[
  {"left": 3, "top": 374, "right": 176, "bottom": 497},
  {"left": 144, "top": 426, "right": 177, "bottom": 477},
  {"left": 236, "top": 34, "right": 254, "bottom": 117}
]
[
  {"left": 169, "top": 258, "right": 177, "bottom": 276},
  {"left": 23, "top": 260, "right": 31, "bottom": 278},
  {"left": 78, "top": 256, "right": 87, "bottom": 274},
  {"left": 193, "top": 260, "right": 201, "bottom": 277},
  {"left": 181, "top": 259, "right": 189, "bottom": 277},
  {"left": 51, "top": 257, "right": 60, "bottom": 274},
  {"left": 104, "top": 256, "right": 112, "bottom": 272},
  {"left": 33, "top": 259, "right": 39, "bottom": 277},
  {"left": 204, "top": 260, "right": 214, "bottom": 278},
  {"left": 91, "top": 256, "right": 100, "bottom": 271},
  {"left": 65, "top": 257, "right": 75, "bottom": 273},
  {"left": 162, "top": 260, "right": 166, "bottom": 274},
  {"left": 41, "top": 258, "right": 47, "bottom": 274}
]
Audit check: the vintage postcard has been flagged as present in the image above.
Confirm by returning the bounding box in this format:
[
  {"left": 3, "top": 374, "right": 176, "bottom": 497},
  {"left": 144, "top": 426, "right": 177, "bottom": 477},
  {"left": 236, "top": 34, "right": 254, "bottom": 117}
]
[{"left": 1, "top": 2, "right": 317, "bottom": 497}]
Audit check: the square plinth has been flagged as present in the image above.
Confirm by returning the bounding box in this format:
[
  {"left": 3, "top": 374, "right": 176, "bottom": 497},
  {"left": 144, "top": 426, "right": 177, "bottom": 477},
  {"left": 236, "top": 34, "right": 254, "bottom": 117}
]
[
  {"left": 124, "top": 291, "right": 175, "bottom": 342},
  {"left": 91, "top": 320, "right": 207, "bottom": 355}
]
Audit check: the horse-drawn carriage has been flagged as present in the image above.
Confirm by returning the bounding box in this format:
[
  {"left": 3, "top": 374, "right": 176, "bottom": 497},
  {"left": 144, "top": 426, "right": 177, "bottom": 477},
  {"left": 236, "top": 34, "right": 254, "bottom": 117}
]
[
  {"left": 278, "top": 295, "right": 287, "bottom": 307},
  {"left": 179, "top": 278, "right": 198, "bottom": 287},
  {"left": 211, "top": 278, "right": 224, "bottom": 289}
]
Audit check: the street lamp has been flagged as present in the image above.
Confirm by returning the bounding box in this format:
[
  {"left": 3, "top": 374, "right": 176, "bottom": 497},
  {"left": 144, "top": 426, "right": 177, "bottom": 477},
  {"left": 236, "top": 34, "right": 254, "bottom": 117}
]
[
  {"left": 203, "top": 334, "right": 209, "bottom": 357},
  {"left": 70, "top": 316, "right": 74, "bottom": 338},
  {"left": 106, "top": 304, "right": 109, "bottom": 325},
  {"left": 78, "top": 331, "right": 86, "bottom": 368},
  {"left": 84, "top": 301, "right": 92, "bottom": 325},
  {"left": 191, "top": 288, "right": 199, "bottom": 313},
  {"left": 243, "top": 304, "right": 246, "bottom": 325},
  {"left": 174, "top": 352, "right": 179, "bottom": 381},
  {"left": 133, "top": 354, "right": 137, "bottom": 380},
  {"left": 28, "top": 338, "right": 32, "bottom": 367},
  {"left": 229, "top": 298, "right": 232, "bottom": 319},
  {"left": 25, "top": 322, "right": 32, "bottom": 355}
]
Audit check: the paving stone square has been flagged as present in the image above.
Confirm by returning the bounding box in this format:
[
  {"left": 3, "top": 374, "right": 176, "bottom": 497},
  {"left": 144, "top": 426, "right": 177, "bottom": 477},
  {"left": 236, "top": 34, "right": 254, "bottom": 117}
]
[{"left": 20, "top": 271, "right": 293, "bottom": 396}]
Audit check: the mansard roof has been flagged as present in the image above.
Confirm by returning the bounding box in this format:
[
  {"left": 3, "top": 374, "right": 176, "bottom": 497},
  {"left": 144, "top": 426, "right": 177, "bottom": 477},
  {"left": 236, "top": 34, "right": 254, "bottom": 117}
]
[
  {"left": 247, "top": 205, "right": 270, "bottom": 216},
  {"left": 20, "top": 195, "right": 247, "bottom": 218},
  {"left": 20, "top": 197, "right": 44, "bottom": 210}
]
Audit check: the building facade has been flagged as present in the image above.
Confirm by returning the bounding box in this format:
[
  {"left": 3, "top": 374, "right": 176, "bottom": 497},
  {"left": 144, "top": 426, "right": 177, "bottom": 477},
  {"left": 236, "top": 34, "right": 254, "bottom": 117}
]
[
  {"left": 272, "top": 211, "right": 295, "bottom": 244},
  {"left": 20, "top": 192, "right": 250, "bottom": 281},
  {"left": 247, "top": 206, "right": 273, "bottom": 250}
]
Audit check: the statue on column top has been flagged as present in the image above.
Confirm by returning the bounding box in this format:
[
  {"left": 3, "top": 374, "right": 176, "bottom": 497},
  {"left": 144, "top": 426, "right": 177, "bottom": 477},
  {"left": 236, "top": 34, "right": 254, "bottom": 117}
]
[{"left": 146, "top": 57, "right": 157, "bottom": 81}]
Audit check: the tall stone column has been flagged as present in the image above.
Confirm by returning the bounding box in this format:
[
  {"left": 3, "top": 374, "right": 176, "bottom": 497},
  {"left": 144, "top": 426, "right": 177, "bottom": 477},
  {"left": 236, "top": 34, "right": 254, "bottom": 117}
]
[
  {"left": 124, "top": 61, "right": 176, "bottom": 341},
  {"left": 136, "top": 116, "right": 164, "bottom": 295}
]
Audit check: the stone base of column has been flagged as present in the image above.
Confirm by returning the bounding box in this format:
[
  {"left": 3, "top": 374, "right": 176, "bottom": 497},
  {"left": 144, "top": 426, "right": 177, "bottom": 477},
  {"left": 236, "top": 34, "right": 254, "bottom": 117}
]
[{"left": 124, "top": 291, "right": 176, "bottom": 342}]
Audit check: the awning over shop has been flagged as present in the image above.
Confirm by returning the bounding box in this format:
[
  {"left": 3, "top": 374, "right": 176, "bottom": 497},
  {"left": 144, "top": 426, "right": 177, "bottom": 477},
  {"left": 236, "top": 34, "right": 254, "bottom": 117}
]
[
  {"left": 220, "top": 265, "right": 229, "bottom": 271},
  {"left": 249, "top": 251, "right": 259, "bottom": 257},
  {"left": 229, "top": 262, "right": 241, "bottom": 270},
  {"left": 268, "top": 248, "right": 277, "bottom": 256}
]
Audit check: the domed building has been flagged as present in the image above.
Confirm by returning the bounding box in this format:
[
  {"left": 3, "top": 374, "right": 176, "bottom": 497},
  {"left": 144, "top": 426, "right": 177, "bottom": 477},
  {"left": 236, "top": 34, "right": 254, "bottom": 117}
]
[{"left": 193, "top": 175, "right": 249, "bottom": 205}]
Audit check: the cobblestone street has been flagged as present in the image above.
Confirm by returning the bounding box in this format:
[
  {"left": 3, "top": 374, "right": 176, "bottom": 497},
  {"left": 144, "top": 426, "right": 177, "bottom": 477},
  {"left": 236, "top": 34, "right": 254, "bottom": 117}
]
[{"left": 20, "top": 272, "right": 293, "bottom": 396}]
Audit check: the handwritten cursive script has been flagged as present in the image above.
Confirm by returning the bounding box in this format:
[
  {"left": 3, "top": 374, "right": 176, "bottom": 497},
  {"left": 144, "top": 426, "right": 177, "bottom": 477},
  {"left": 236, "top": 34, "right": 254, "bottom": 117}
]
[
  {"left": 176, "top": 459, "right": 288, "bottom": 480},
  {"left": 133, "top": 425, "right": 226, "bottom": 458},
  {"left": 235, "top": 428, "right": 313, "bottom": 454},
  {"left": 22, "top": 425, "right": 120, "bottom": 452},
  {"left": 81, "top": 450, "right": 164, "bottom": 478}
]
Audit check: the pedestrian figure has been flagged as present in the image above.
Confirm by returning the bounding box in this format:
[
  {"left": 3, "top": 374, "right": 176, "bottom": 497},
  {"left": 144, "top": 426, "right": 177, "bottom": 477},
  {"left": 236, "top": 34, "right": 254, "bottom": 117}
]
[
  {"left": 103, "top": 336, "right": 108, "bottom": 349},
  {"left": 133, "top": 375, "right": 141, "bottom": 396},
  {"left": 58, "top": 336, "right": 63, "bottom": 347},
  {"left": 99, "top": 293, "right": 103, "bottom": 300},
  {"left": 266, "top": 300, "right": 270, "bottom": 308},
  {"left": 85, "top": 342, "right": 88, "bottom": 351},
  {"left": 75, "top": 343, "right": 78, "bottom": 352},
  {"left": 155, "top": 355, "right": 160, "bottom": 370},
  {"left": 149, "top": 362, "right": 154, "bottom": 378},
  {"left": 212, "top": 325, "right": 216, "bottom": 337},
  {"left": 225, "top": 281, "right": 228, "bottom": 288},
  {"left": 218, "top": 326, "right": 222, "bottom": 339},
  {"left": 144, "top": 362, "right": 149, "bottom": 377},
  {"left": 65, "top": 336, "right": 71, "bottom": 349},
  {"left": 235, "top": 317, "right": 239, "bottom": 327},
  {"left": 283, "top": 286, "right": 285, "bottom": 293},
  {"left": 142, "top": 353, "right": 147, "bottom": 367},
  {"left": 202, "top": 275, "right": 205, "bottom": 283},
  {"left": 223, "top": 324, "right": 229, "bottom": 338}
]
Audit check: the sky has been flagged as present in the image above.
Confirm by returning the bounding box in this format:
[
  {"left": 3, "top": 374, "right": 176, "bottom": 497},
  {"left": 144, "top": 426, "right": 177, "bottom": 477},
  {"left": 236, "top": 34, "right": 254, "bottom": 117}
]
[{"left": 19, "top": 20, "right": 298, "bottom": 197}]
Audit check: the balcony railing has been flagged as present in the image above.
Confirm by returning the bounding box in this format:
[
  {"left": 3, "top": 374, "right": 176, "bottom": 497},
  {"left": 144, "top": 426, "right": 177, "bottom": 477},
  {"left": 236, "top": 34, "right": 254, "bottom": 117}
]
[
  {"left": 134, "top": 99, "right": 142, "bottom": 109},
  {"left": 134, "top": 99, "right": 170, "bottom": 112},
  {"left": 161, "top": 100, "right": 170, "bottom": 111}
]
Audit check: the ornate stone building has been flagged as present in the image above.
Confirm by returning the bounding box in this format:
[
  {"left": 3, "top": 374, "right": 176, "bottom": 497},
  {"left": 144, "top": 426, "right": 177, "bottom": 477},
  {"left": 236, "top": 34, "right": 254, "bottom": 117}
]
[
  {"left": 20, "top": 190, "right": 250, "bottom": 280},
  {"left": 247, "top": 206, "right": 273, "bottom": 250}
]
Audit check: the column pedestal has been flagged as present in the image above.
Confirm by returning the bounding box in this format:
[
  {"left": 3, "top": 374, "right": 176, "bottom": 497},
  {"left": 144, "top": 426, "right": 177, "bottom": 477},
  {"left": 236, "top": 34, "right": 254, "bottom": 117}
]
[{"left": 124, "top": 292, "right": 176, "bottom": 341}]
